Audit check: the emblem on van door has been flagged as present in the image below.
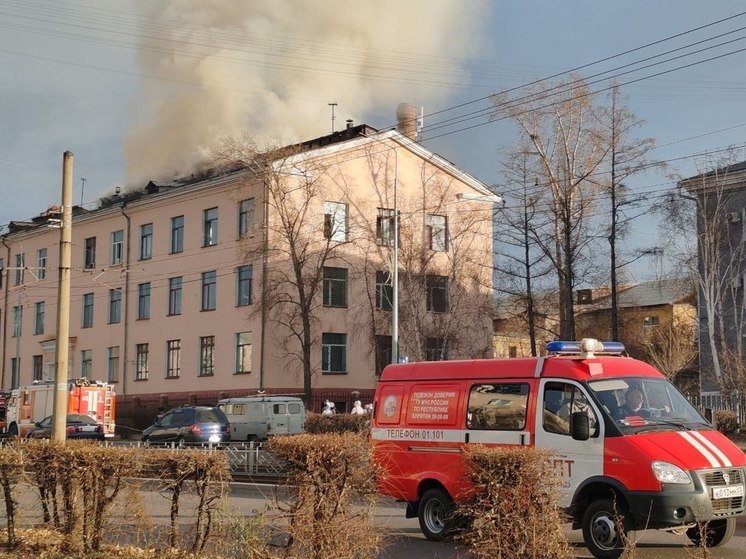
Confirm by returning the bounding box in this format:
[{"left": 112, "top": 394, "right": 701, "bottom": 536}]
[{"left": 383, "top": 395, "right": 398, "bottom": 417}]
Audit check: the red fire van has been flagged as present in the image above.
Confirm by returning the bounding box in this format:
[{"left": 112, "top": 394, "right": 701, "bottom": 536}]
[{"left": 371, "top": 339, "right": 746, "bottom": 559}]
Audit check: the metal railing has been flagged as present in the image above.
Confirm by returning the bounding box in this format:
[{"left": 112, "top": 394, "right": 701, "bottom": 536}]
[{"left": 688, "top": 393, "right": 746, "bottom": 426}]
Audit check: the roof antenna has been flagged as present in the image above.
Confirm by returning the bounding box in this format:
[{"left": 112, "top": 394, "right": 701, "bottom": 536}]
[
  {"left": 328, "top": 102, "right": 338, "bottom": 133},
  {"left": 80, "top": 177, "right": 87, "bottom": 207}
]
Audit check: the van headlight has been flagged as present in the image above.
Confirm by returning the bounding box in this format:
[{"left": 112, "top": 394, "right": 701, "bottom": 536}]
[{"left": 652, "top": 461, "right": 691, "bottom": 484}]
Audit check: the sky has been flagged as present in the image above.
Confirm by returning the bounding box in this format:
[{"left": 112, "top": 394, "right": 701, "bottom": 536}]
[{"left": 3, "top": 0, "right": 746, "bottom": 283}]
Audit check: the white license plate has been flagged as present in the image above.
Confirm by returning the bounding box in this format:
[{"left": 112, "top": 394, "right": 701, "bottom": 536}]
[
  {"left": 208, "top": 434, "right": 221, "bottom": 444},
  {"left": 712, "top": 485, "right": 745, "bottom": 499}
]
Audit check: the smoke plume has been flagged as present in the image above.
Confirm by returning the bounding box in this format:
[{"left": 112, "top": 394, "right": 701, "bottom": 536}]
[{"left": 125, "top": 0, "right": 489, "bottom": 185}]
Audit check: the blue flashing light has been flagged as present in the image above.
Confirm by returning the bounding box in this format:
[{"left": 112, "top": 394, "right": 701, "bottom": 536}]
[{"left": 546, "top": 339, "right": 625, "bottom": 355}]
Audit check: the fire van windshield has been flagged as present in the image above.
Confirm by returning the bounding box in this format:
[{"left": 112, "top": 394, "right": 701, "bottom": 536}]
[{"left": 587, "top": 377, "right": 709, "bottom": 433}]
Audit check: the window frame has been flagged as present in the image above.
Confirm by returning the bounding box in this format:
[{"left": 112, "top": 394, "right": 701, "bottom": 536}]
[
  {"left": 203, "top": 207, "right": 219, "bottom": 247},
  {"left": 84, "top": 236, "right": 97, "bottom": 269},
  {"left": 199, "top": 335, "right": 215, "bottom": 376},
  {"left": 426, "top": 275, "right": 449, "bottom": 313},
  {"left": 321, "top": 332, "right": 347, "bottom": 373},
  {"left": 139, "top": 223, "right": 153, "bottom": 260},
  {"left": 137, "top": 282, "right": 151, "bottom": 320},
  {"left": 375, "top": 270, "right": 393, "bottom": 311},
  {"left": 323, "top": 266, "right": 348, "bottom": 307},
  {"left": 107, "top": 346, "right": 120, "bottom": 383},
  {"left": 202, "top": 271, "right": 217, "bottom": 311},
  {"left": 108, "top": 289, "right": 121, "bottom": 324},
  {"left": 236, "top": 265, "right": 253, "bottom": 307},
  {"left": 37, "top": 248, "right": 47, "bottom": 280},
  {"left": 135, "top": 343, "right": 149, "bottom": 381},
  {"left": 235, "top": 332, "right": 252, "bottom": 374},
  {"left": 375, "top": 208, "right": 396, "bottom": 246},
  {"left": 426, "top": 214, "right": 449, "bottom": 251},
  {"left": 238, "top": 198, "right": 255, "bottom": 237},
  {"left": 111, "top": 230, "right": 124, "bottom": 265},
  {"left": 82, "top": 292, "right": 94, "bottom": 328},
  {"left": 168, "top": 276, "right": 183, "bottom": 316},
  {"left": 425, "top": 336, "right": 448, "bottom": 361},
  {"left": 170, "top": 215, "right": 184, "bottom": 254},
  {"left": 323, "top": 201, "right": 348, "bottom": 242},
  {"left": 34, "top": 301, "right": 45, "bottom": 335},
  {"left": 166, "top": 339, "right": 181, "bottom": 379}
]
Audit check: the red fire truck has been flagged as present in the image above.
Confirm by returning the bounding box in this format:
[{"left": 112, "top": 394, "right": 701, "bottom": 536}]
[{"left": 3, "top": 378, "right": 116, "bottom": 438}]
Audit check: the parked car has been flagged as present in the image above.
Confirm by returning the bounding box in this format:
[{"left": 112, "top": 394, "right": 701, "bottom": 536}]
[
  {"left": 217, "top": 396, "right": 306, "bottom": 441},
  {"left": 141, "top": 406, "right": 231, "bottom": 444},
  {"left": 26, "top": 413, "right": 105, "bottom": 440}
]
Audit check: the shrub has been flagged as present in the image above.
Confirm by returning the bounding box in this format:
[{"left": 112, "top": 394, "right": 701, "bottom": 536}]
[
  {"left": 714, "top": 411, "right": 740, "bottom": 435},
  {"left": 268, "top": 433, "right": 382, "bottom": 559},
  {"left": 303, "top": 412, "right": 369, "bottom": 434},
  {"left": 456, "top": 445, "right": 572, "bottom": 559}
]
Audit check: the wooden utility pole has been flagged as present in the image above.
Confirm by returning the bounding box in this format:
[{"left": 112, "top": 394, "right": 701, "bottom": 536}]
[{"left": 52, "top": 151, "right": 73, "bottom": 443}]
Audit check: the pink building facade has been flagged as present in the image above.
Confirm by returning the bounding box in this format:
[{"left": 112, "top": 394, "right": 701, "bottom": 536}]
[{"left": 0, "top": 125, "right": 496, "bottom": 427}]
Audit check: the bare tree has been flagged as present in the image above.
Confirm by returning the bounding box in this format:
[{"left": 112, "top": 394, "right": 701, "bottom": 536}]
[
  {"left": 599, "top": 83, "right": 661, "bottom": 340},
  {"left": 669, "top": 156, "right": 746, "bottom": 392},
  {"left": 493, "top": 77, "right": 609, "bottom": 339},
  {"left": 639, "top": 317, "right": 697, "bottom": 385},
  {"left": 215, "top": 137, "right": 352, "bottom": 407}
]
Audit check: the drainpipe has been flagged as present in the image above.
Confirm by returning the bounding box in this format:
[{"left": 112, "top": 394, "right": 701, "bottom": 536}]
[
  {"left": 1, "top": 236, "right": 10, "bottom": 389},
  {"left": 259, "top": 176, "right": 269, "bottom": 390},
  {"left": 120, "top": 204, "right": 131, "bottom": 396}
]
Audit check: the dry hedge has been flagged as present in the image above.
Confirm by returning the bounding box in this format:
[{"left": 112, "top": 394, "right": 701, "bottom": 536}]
[
  {"left": 303, "top": 412, "right": 369, "bottom": 434},
  {"left": 714, "top": 411, "right": 740, "bottom": 435},
  {"left": 268, "top": 432, "right": 382, "bottom": 559},
  {"left": 457, "top": 445, "right": 572, "bottom": 559}
]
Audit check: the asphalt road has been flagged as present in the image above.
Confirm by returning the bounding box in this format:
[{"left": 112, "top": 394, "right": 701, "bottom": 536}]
[{"left": 224, "top": 482, "right": 746, "bottom": 559}]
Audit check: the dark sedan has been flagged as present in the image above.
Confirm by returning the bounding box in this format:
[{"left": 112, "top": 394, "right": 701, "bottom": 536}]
[{"left": 27, "top": 413, "right": 105, "bottom": 440}]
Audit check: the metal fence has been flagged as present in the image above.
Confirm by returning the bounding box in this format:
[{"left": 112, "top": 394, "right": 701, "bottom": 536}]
[{"left": 687, "top": 393, "right": 746, "bottom": 426}]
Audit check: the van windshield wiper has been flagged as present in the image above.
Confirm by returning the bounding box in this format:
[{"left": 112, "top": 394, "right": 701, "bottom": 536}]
[{"left": 632, "top": 418, "right": 699, "bottom": 433}]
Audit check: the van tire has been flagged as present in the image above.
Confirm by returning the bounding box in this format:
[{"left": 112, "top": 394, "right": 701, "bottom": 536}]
[
  {"left": 418, "top": 488, "right": 452, "bottom": 541},
  {"left": 7, "top": 423, "right": 18, "bottom": 438},
  {"left": 686, "top": 517, "right": 735, "bottom": 548},
  {"left": 582, "top": 498, "right": 633, "bottom": 559}
]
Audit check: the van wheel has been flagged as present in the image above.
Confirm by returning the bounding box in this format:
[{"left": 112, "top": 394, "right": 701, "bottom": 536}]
[
  {"left": 418, "top": 488, "right": 452, "bottom": 541},
  {"left": 8, "top": 423, "right": 18, "bottom": 438},
  {"left": 582, "top": 498, "right": 633, "bottom": 559},
  {"left": 686, "top": 518, "right": 735, "bottom": 548},
  {"left": 247, "top": 435, "right": 258, "bottom": 443}
]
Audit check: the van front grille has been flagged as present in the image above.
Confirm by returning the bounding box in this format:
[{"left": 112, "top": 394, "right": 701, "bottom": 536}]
[{"left": 699, "top": 467, "right": 746, "bottom": 516}]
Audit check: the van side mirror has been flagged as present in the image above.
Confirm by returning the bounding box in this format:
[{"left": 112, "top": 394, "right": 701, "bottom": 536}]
[{"left": 571, "top": 412, "right": 590, "bottom": 441}]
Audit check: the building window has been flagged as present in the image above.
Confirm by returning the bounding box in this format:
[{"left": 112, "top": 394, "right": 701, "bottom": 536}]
[
  {"left": 37, "top": 248, "right": 47, "bottom": 280},
  {"left": 0, "top": 257, "right": 4, "bottom": 289},
  {"left": 137, "top": 282, "right": 151, "bottom": 320},
  {"left": 167, "top": 339, "right": 181, "bottom": 378},
  {"left": 323, "top": 267, "right": 348, "bottom": 307},
  {"left": 107, "top": 346, "right": 120, "bottom": 383},
  {"left": 33, "top": 355, "right": 43, "bottom": 382},
  {"left": 111, "top": 230, "right": 124, "bottom": 265},
  {"left": 236, "top": 332, "right": 252, "bottom": 373},
  {"left": 376, "top": 208, "right": 396, "bottom": 246},
  {"left": 376, "top": 270, "right": 393, "bottom": 311},
  {"left": 200, "top": 336, "right": 215, "bottom": 376},
  {"left": 324, "top": 201, "right": 348, "bottom": 241},
  {"left": 425, "top": 337, "right": 448, "bottom": 361},
  {"left": 202, "top": 271, "right": 217, "bottom": 311},
  {"left": 139, "top": 223, "right": 153, "bottom": 260},
  {"left": 12, "top": 305, "right": 22, "bottom": 337},
  {"left": 203, "top": 207, "right": 218, "bottom": 246},
  {"left": 34, "top": 301, "right": 45, "bottom": 335},
  {"left": 238, "top": 198, "right": 255, "bottom": 237},
  {"left": 135, "top": 343, "right": 149, "bottom": 380},
  {"left": 10, "top": 358, "right": 20, "bottom": 389},
  {"left": 642, "top": 316, "right": 660, "bottom": 329},
  {"left": 168, "top": 277, "right": 182, "bottom": 316},
  {"left": 170, "top": 215, "right": 184, "bottom": 254},
  {"left": 81, "top": 349, "right": 92, "bottom": 378},
  {"left": 509, "top": 346, "right": 518, "bottom": 358},
  {"left": 15, "top": 253, "right": 24, "bottom": 285},
  {"left": 426, "top": 214, "right": 448, "bottom": 251},
  {"left": 82, "top": 293, "right": 94, "bottom": 328},
  {"left": 109, "top": 289, "right": 121, "bottom": 324},
  {"left": 375, "top": 335, "right": 392, "bottom": 375},
  {"left": 84, "top": 236, "right": 96, "bottom": 269},
  {"left": 322, "top": 332, "right": 347, "bottom": 373},
  {"left": 236, "top": 266, "right": 253, "bottom": 306},
  {"left": 426, "top": 275, "right": 449, "bottom": 313}
]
